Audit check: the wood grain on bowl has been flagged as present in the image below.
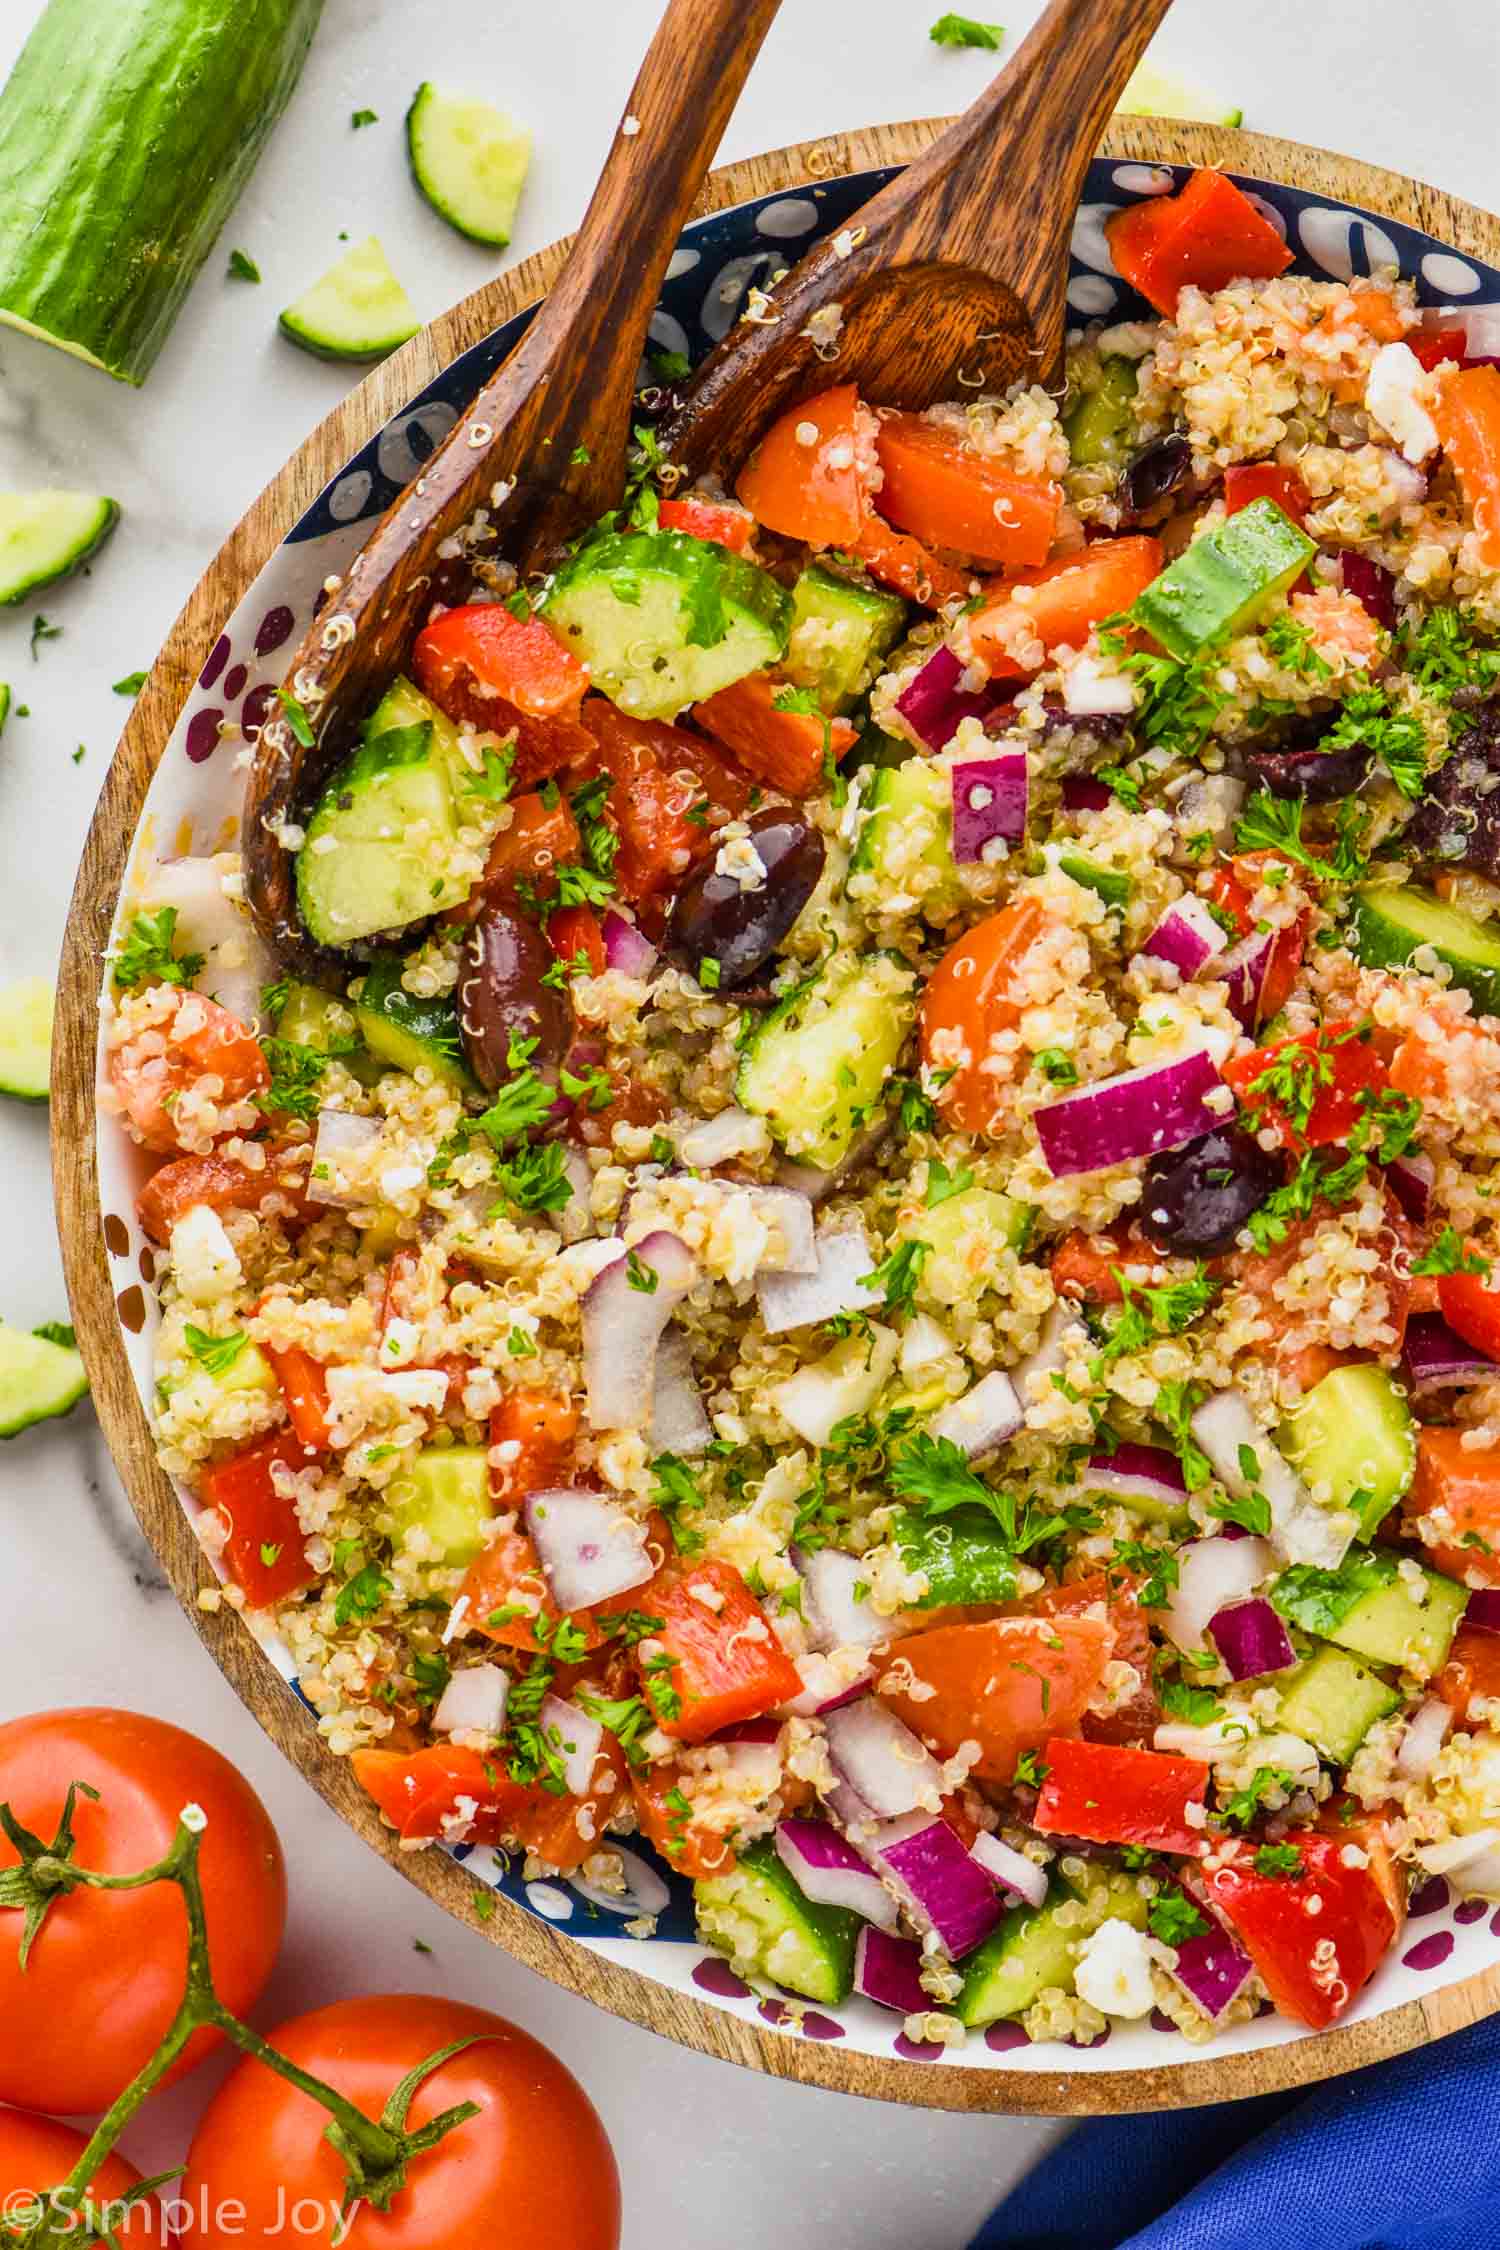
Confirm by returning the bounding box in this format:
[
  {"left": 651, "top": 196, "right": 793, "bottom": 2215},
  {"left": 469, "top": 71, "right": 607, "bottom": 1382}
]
[{"left": 53, "top": 117, "right": 1500, "bottom": 2114}]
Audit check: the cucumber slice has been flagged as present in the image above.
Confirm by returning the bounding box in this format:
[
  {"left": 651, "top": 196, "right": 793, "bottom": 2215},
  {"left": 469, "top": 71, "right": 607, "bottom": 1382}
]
[
  {"left": 695, "top": 1838, "right": 859, "bottom": 2006},
  {"left": 279, "top": 237, "right": 419, "bottom": 363},
  {"left": 895, "top": 1511, "right": 1021, "bottom": 1606},
  {"left": 736, "top": 950, "right": 917, "bottom": 1170},
  {"left": 1276, "top": 1644, "right": 1399, "bottom": 1765},
  {"left": 406, "top": 82, "right": 533, "bottom": 248},
  {"left": 1272, "top": 1555, "right": 1467, "bottom": 1676},
  {"left": 1062, "top": 356, "right": 1139, "bottom": 470},
  {"left": 0, "top": 492, "right": 118, "bottom": 605},
  {"left": 1131, "top": 500, "right": 1316, "bottom": 661},
  {"left": 956, "top": 1870, "right": 1148, "bottom": 2029},
  {"left": 1117, "top": 61, "right": 1242, "bottom": 124},
  {"left": 0, "top": 1322, "right": 87, "bottom": 1437},
  {"left": 389, "top": 1445, "right": 491, "bottom": 1566},
  {"left": 903, "top": 1186, "right": 1032, "bottom": 1307},
  {"left": 846, "top": 756, "right": 963, "bottom": 923},
  {"left": 0, "top": 975, "right": 53, "bottom": 1101},
  {"left": 0, "top": 684, "right": 9, "bottom": 735},
  {"left": 1353, "top": 883, "right": 1500, "bottom": 1019},
  {"left": 541, "top": 530, "right": 791, "bottom": 723},
  {"left": 1057, "top": 851, "right": 1131, "bottom": 910},
  {"left": 274, "top": 980, "right": 381, "bottom": 1086},
  {"left": 355, "top": 958, "right": 475, "bottom": 1091},
  {"left": 783, "top": 565, "right": 907, "bottom": 714},
  {"left": 298, "top": 679, "right": 475, "bottom": 947},
  {"left": 1280, "top": 1362, "right": 1414, "bottom": 1541}
]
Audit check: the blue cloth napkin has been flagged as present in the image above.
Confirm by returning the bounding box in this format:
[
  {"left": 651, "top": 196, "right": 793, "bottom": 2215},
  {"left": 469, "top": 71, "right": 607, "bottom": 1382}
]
[{"left": 971, "top": 2014, "right": 1500, "bottom": 2250}]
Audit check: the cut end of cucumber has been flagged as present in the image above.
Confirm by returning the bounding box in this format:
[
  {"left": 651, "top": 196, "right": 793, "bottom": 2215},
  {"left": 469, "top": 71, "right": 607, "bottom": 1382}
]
[
  {"left": 0, "top": 975, "right": 54, "bottom": 1101},
  {"left": 0, "top": 491, "right": 119, "bottom": 605},
  {"left": 0, "top": 308, "right": 117, "bottom": 380},
  {"left": 0, "top": 683, "right": 10, "bottom": 736},
  {"left": 279, "top": 238, "right": 419, "bottom": 363},
  {"left": 1116, "top": 61, "right": 1242, "bottom": 124},
  {"left": 0, "top": 1322, "right": 87, "bottom": 1438},
  {"left": 407, "top": 82, "right": 533, "bottom": 247}
]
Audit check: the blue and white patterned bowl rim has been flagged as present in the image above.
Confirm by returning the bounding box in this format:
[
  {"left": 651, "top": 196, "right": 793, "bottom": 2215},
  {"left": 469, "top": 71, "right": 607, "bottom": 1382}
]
[{"left": 98, "top": 155, "right": 1500, "bottom": 2078}]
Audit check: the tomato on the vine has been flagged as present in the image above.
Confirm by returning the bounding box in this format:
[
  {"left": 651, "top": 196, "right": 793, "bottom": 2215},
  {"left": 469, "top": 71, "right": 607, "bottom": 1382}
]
[
  {"left": 178, "top": 1996, "right": 620, "bottom": 2250},
  {"left": 0, "top": 1709, "right": 285, "bottom": 2115},
  {"left": 0, "top": 2109, "right": 164, "bottom": 2244}
]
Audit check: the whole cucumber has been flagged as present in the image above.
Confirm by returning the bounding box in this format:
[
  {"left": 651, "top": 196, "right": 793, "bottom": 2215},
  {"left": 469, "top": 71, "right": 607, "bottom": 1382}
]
[{"left": 0, "top": 0, "right": 323, "bottom": 384}]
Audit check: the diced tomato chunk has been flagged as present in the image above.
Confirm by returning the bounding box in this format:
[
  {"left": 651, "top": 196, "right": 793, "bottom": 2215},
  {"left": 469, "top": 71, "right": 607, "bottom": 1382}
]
[
  {"left": 1435, "top": 363, "right": 1500, "bottom": 567},
  {"left": 1408, "top": 327, "right": 1470, "bottom": 372},
  {"left": 412, "top": 603, "right": 596, "bottom": 786},
  {"left": 1034, "top": 1574, "right": 1160, "bottom": 1747},
  {"left": 631, "top": 1762, "right": 737, "bottom": 1879},
  {"left": 735, "top": 384, "right": 868, "bottom": 547},
  {"left": 547, "top": 904, "right": 607, "bottom": 978},
  {"left": 1049, "top": 1225, "right": 1157, "bottom": 1306},
  {"left": 199, "top": 1430, "right": 319, "bottom": 1609},
  {"left": 353, "top": 1739, "right": 625, "bottom": 1870},
  {"left": 1034, "top": 1736, "right": 1209, "bottom": 1854},
  {"left": 968, "top": 537, "right": 1163, "bottom": 678},
  {"left": 1436, "top": 1622, "right": 1500, "bottom": 1725},
  {"left": 264, "top": 1346, "right": 333, "bottom": 1451},
  {"left": 1222, "top": 1023, "right": 1389, "bottom": 1151},
  {"left": 1105, "top": 168, "right": 1294, "bottom": 318},
  {"left": 1405, "top": 1426, "right": 1500, "bottom": 1587},
  {"left": 456, "top": 791, "right": 580, "bottom": 919},
  {"left": 1223, "top": 462, "right": 1311, "bottom": 526},
  {"left": 1205, "top": 1832, "right": 1398, "bottom": 2029},
  {"left": 642, "top": 1559, "right": 801, "bottom": 1743},
  {"left": 577, "top": 699, "right": 749, "bottom": 906},
  {"left": 106, "top": 989, "right": 269, "bottom": 1155},
  {"left": 138, "top": 1151, "right": 300, "bottom": 1244},
  {"left": 876, "top": 1615, "right": 1112, "bottom": 1783},
  {"left": 920, "top": 897, "right": 1051, "bottom": 1138},
  {"left": 1437, "top": 1271, "right": 1500, "bottom": 1365},
  {"left": 692, "top": 673, "right": 857, "bottom": 798},
  {"left": 658, "top": 495, "right": 755, "bottom": 551},
  {"left": 490, "top": 1389, "right": 579, "bottom": 1506},
  {"left": 847, "top": 513, "right": 974, "bottom": 606},
  {"left": 872, "top": 413, "right": 1060, "bottom": 568}
]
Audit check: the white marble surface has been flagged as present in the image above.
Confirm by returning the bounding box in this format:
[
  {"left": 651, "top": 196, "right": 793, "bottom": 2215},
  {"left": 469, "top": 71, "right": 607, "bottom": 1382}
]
[{"left": 0, "top": 0, "right": 1496, "bottom": 2241}]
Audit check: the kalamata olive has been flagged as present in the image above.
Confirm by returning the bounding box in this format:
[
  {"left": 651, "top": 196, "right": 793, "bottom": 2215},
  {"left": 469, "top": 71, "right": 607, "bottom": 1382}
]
[
  {"left": 667, "top": 806, "right": 825, "bottom": 986},
  {"left": 1117, "top": 432, "right": 1193, "bottom": 521},
  {"left": 1246, "top": 740, "right": 1372, "bottom": 803},
  {"left": 457, "top": 902, "right": 570, "bottom": 1092},
  {"left": 1405, "top": 701, "right": 1500, "bottom": 874},
  {"left": 1039, "top": 705, "right": 1130, "bottom": 745},
  {"left": 1139, "top": 1126, "right": 1284, "bottom": 1256}
]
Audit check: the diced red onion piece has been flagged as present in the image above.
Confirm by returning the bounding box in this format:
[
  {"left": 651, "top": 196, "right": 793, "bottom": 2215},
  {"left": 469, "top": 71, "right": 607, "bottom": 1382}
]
[
  {"left": 539, "top": 1694, "right": 604, "bottom": 1796},
  {"left": 795, "top": 1546, "right": 894, "bottom": 1653},
  {"left": 1403, "top": 1313, "right": 1499, "bottom": 1393},
  {"left": 1386, "top": 1150, "right": 1434, "bottom": 1223},
  {"left": 1190, "top": 1388, "right": 1349, "bottom": 1569},
  {"left": 1170, "top": 774, "right": 1244, "bottom": 863},
  {"left": 601, "top": 908, "right": 658, "bottom": 980},
  {"left": 969, "top": 1831, "right": 1049, "bottom": 1908},
  {"left": 1340, "top": 552, "right": 1398, "bottom": 630},
  {"left": 433, "top": 1664, "right": 509, "bottom": 1736},
  {"left": 1165, "top": 1534, "right": 1273, "bottom": 1654},
  {"left": 675, "top": 1106, "right": 762, "bottom": 1168},
  {"left": 895, "top": 642, "right": 1010, "bottom": 752},
  {"left": 929, "top": 1370, "right": 1022, "bottom": 1462},
  {"left": 950, "top": 750, "right": 1028, "bottom": 861},
  {"left": 1009, "top": 1301, "right": 1087, "bottom": 1409},
  {"left": 1168, "top": 1925, "right": 1255, "bottom": 2021},
  {"left": 1062, "top": 775, "right": 1113, "bottom": 813},
  {"left": 867, "top": 1812, "right": 1001, "bottom": 1958},
  {"left": 651, "top": 1326, "right": 711, "bottom": 1455},
  {"left": 775, "top": 1816, "right": 900, "bottom": 1930},
  {"left": 1467, "top": 1590, "right": 1500, "bottom": 1636},
  {"left": 824, "top": 1699, "right": 944, "bottom": 1819},
  {"left": 756, "top": 1223, "right": 881, "bottom": 1335},
  {"left": 1216, "top": 930, "right": 1276, "bottom": 1030},
  {"left": 581, "top": 1229, "right": 697, "bottom": 1430},
  {"left": 1209, "top": 1596, "right": 1296, "bottom": 1680},
  {"left": 853, "top": 1924, "right": 930, "bottom": 2013},
  {"left": 1085, "top": 1443, "right": 1188, "bottom": 1512},
  {"left": 1139, "top": 895, "right": 1229, "bottom": 980},
  {"left": 824, "top": 1778, "right": 882, "bottom": 1836},
  {"left": 307, "top": 1110, "right": 381, "bottom": 1207},
  {"left": 524, "top": 1487, "right": 655, "bottom": 1613},
  {"left": 745, "top": 1186, "right": 818, "bottom": 1276},
  {"left": 1396, "top": 1695, "right": 1453, "bottom": 1781},
  {"left": 1034, "top": 1047, "right": 1224, "bottom": 1178},
  {"left": 782, "top": 1655, "right": 877, "bottom": 1717}
]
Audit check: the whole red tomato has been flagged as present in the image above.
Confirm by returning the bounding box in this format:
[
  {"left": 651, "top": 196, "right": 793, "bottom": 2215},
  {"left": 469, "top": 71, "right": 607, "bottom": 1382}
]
[
  {"left": 178, "top": 1996, "right": 620, "bottom": 2250},
  {"left": 0, "top": 2107, "right": 163, "bottom": 2242},
  {"left": 0, "top": 1709, "right": 285, "bottom": 2115}
]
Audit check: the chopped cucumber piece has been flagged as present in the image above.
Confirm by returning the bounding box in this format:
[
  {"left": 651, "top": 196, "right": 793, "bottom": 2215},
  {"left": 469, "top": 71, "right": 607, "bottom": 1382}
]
[
  {"left": 903, "top": 1185, "right": 1032, "bottom": 1306},
  {"left": 847, "top": 755, "right": 963, "bottom": 922},
  {"left": 1353, "top": 884, "right": 1500, "bottom": 1020},
  {"left": 388, "top": 1445, "right": 491, "bottom": 1566},
  {"left": 695, "top": 1838, "right": 859, "bottom": 2006},
  {"left": 1276, "top": 1644, "right": 1399, "bottom": 1765},
  {"left": 1117, "top": 61, "right": 1242, "bottom": 124},
  {"left": 406, "top": 82, "right": 532, "bottom": 247},
  {"left": 0, "top": 491, "right": 118, "bottom": 605},
  {"left": 736, "top": 949, "right": 917, "bottom": 1169},
  {"left": 274, "top": 980, "right": 380, "bottom": 1086},
  {"left": 1280, "top": 1361, "right": 1414, "bottom": 1541},
  {"left": 297, "top": 679, "right": 476, "bottom": 946},
  {"left": 0, "top": 975, "right": 53, "bottom": 1101},
  {"left": 1057, "top": 851, "right": 1130, "bottom": 910},
  {"left": 956, "top": 1870, "right": 1149, "bottom": 2028},
  {"left": 541, "top": 529, "right": 791, "bottom": 722},
  {"left": 895, "top": 1511, "right": 1020, "bottom": 1607},
  {"left": 1131, "top": 499, "right": 1316, "bottom": 660},
  {"left": 0, "top": 684, "right": 9, "bottom": 734},
  {"left": 1272, "top": 1554, "right": 1467, "bottom": 1676},
  {"left": 783, "top": 565, "right": 907, "bottom": 713},
  {"left": 1062, "top": 356, "right": 1139, "bottom": 470},
  {"left": 355, "top": 958, "right": 475, "bottom": 1090},
  {"left": 279, "top": 236, "right": 419, "bottom": 363},
  {"left": 0, "top": 1321, "right": 87, "bottom": 1437}
]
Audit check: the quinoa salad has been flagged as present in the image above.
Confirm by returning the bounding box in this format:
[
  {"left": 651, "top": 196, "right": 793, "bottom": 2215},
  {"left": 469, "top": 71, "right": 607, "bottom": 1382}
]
[{"left": 101, "top": 165, "right": 1500, "bottom": 2051}]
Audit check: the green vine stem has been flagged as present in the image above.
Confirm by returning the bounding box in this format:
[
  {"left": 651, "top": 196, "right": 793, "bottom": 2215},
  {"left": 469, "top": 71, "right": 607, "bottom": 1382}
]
[{"left": 0, "top": 1798, "right": 484, "bottom": 2249}]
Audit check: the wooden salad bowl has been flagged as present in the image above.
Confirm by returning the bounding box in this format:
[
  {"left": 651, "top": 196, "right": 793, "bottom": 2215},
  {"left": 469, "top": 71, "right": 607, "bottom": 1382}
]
[{"left": 53, "top": 115, "right": 1500, "bottom": 2113}]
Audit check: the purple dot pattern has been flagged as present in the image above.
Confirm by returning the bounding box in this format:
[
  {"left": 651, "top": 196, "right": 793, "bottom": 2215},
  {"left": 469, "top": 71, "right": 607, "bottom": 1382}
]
[
  {"left": 241, "top": 682, "right": 277, "bottom": 738},
  {"left": 893, "top": 2033, "right": 945, "bottom": 2062},
  {"left": 1409, "top": 1874, "right": 1450, "bottom": 1918},
  {"left": 691, "top": 1957, "right": 749, "bottom": 2001},
  {"left": 1066, "top": 2023, "right": 1111, "bottom": 2050},
  {"left": 1455, "top": 1898, "right": 1488, "bottom": 1926},
  {"left": 801, "top": 2011, "right": 845, "bottom": 2041},
  {"left": 199, "top": 634, "right": 229, "bottom": 689},
  {"left": 185, "top": 708, "right": 223, "bottom": 764},
  {"left": 758, "top": 1998, "right": 789, "bottom": 2028},
  {"left": 984, "top": 2021, "right": 1031, "bottom": 2052},
  {"left": 1403, "top": 1931, "right": 1455, "bottom": 1972},
  {"left": 1150, "top": 2009, "right": 1182, "bottom": 2036},
  {"left": 223, "top": 661, "right": 248, "bottom": 701},
  {"left": 255, "top": 604, "right": 294, "bottom": 656}
]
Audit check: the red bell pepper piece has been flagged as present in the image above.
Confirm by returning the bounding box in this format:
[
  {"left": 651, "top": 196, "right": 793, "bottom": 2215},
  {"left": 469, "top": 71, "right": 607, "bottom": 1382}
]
[
  {"left": 264, "top": 1345, "right": 333, "bottom": 1451},
  {"left": 1435, "top": 363, "right": 1500, "bottom": 566},
  {"left": 354, "top": 1739, "right": 626, "bottom": 1871},
  {"left": 1222, "top": 1022, "right": 1389, "bottom": 1151},
  {"left": 547, "top": 903, "right": 607, "bottom": 977},
  {"left": 641, "top": 1558, "right": 801, "bottom": 1743},
  {"left": 968, "top": 536, "right": 1163, "bottom": 678},
  {"left": 411, "top": 602, "right": 596, "bottom": 785},
  {"left": 630, "top": 1760, "right": 737, "bottom": 1878},
  {"left": 1033, "top": 1736, "right": 1210, "bottom": 1854},
  {"left": 847, "top": 513, "right": 975, "bottom": 607},
  {"left": 1223, "top": 462, "right": 1311, "bottom": 527},
  {"left": 876, "top": 1616, "right": 1112, "bottom": 1783},
  {"left": 735, "top": 384, "right": 868, "bottom": 546},
  {"left": 1204, "top": 1832, "right": 1398, "bottom": 2029},
  {"left": 199, "top": 1430, "right": 320, "bottom": 1609},
  {"left": 1106, "top": 169, "right": 1294, "bottom": 318},
  {"left": 872, "top": 413, "right": 1061, "bottom": 569},
  {"left": 692, "top": 673, "right": 857, "bottom": 798},
  {"left": 1436, "top": 1621, "right": 1500, "bottom": 1725},
  {"left": 1405, "top": 1425, "right": 1500, "bottom": 1587},
  {"left": 577, "top": 699, "right": 749, "bottom": 905},
  {"left": 1408, "top": 327, "right": 1470, "bottom": 372},
  {"left": 658, "top": 494, "right": 755, "bottom": 551}
]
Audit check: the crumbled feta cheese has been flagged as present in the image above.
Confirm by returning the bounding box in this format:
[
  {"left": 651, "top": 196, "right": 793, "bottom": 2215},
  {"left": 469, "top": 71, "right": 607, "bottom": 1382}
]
[
  {"left": 378, "top": 1369, "right": 450, "bottom": 1413},
  {"left": 1061, "top": 652, "right": 1137, "bottom": 717},
  {"left": 169, "top": 1207, "right": 242, "bottom": 1306},
  {"left": 1073, "top": 1917, "right": 1156, "bottom": 2019},
  {"left": 1363, "top": 343, "right": 1440, "bottom": 465},
  {"left": 714, "top": 834, "right": 769, "bottom": 892},
  {"left": 379, "top": 1316, "right": 422, "bottom": 1369}
]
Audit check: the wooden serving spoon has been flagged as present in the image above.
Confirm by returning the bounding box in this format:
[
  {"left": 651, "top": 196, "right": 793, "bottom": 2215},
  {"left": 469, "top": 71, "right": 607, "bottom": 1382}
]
[
  {"left": 244, "top": 0, "right": 784, "bottom": 963},
  {"left": 663, "top": 0, "right": 1175, "bottom": 478}
]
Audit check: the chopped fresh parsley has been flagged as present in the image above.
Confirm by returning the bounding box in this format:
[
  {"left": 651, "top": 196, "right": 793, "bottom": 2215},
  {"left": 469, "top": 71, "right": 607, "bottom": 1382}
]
[
  {"left": 1034, "top": 1047, "right": 1079, "bottom": 1087},
  {"left": 334, "top": 1561, "right": 391, "bottom": 1627},
  {"left": 351, "top": 107, "right": 379, "bottom": 127},
  {"left": 1147, "top": 1891, "right": 1210, "bottom": 1946},
  {"left": 929, "top": 12, "right": 1005, "bottom": 47},
  {"left": 493, "top": 1140, "right": 574, "bottom": 1215},
  {"left": 1012, "top": 1749, "right": 1049, "bottom": 1789},
  {"left": 183, "top": 1326, "right": 248, "bottom": 1378},
  {"left": 650, "top": 1452, "right": 706, "bottom": 1556},
  {"left": 1154, "top": 1380, "right": 1214, "bottom": 1492},
  {"left": 1158, "top": 1676, "right": 1222, "bottom": 1726},
  {"left": 862, "top": 1238, "right": 931, "bottom": 1319},
  {"left": 1220, "top": 1766, "right": 1299, "bottom": 1829},
  {"left": 112, "top": 671, "right": 148, "bottom": 696},
  {"left": 226, "top": 248, "right": 261, "bottom": 282},
  {"left": 1323, "top": 680, "right": 1428, "bottom": 798},
  {"left": 1233, "top": 790, "right": 1369, "bottom": 885},
  {"left": 1253, "top": 1842, "right": 1305, "bottom": 1879},
  {"left": 1413, "top": 1225, "right": 1491, "bottom": 1278},
  {"left": 277, "top": 689, "right": 316, "bottom": 748},
  {"left": 626, "top": 1248, "right": 659, "bottom": 1294},
  {"left": 259, "top": 1037, "right": 326, "bottom": 1123},
  {"left": 461, "top": 743, "right": 516, "bottom": 803},
  {"left": 1092, "top": 1264, "right": 1219, "bottom": 1375},
  {"left": 891, "top": 1077, "right": 939, "bottom": 1135},
  {"left": 925, "top": 1157, "right": 974, "bottom": 1208},
  {"left": 30, "top": 615, "right": 60, "bottom": 661},
  {"left": 111, "top": 906, "right": 204, "bottom": 993}
]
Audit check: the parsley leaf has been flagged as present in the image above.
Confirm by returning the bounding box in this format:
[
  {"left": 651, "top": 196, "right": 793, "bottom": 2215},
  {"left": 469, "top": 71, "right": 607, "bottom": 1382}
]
[
  {"left": 1412, "top": 1225, "right": 1490, "bottom": 1277},
  {"left": 183, "top": 1325, "right": 248, "bottom": 1378},
  {"left": 1092, "top": 1264, "right": 1218, "bottom": 1375},
  {"left": 226, "top": 248, "right": 260, "bottom": 283},
  {"left": 1253, "top": 1842, "right": 1304, "bottom": 1879},
  {"left": 1159, "top": 1677, "right": 1223, "bottom": 1725},
  {"left": 351, "top": 107, "right": 378, "bottom": 127},
  {"left": 925, "top": 1157, "right": 975, "bottom": 1208},
  {"left": 862, "top": 1238, "right": 931, "bottom": 1319},
  {"left": 1220, "top": 1765, "right": 1299, "bottom": 1828},
  {"left": 112, "top": 671, "right": 148, "bottom": 696},
  {"left": 1147, "top": 1891, "right": 1210, "bottom": 1946},
  {"left": 111, "top": 906, "right": 205, "bottom": 993},
  {"left": 492, "top": 1140, "right": 574, "bottom": 1215},
  {"left": 277, "top": 689, "right": 316, "bottom": 748},
  {"left": 929, "top": 12, "right": 1005, "bottom": 47},
  {"left": 258, "top": 1037, "right": 326, "bottom": 1123},
  {"left": 334, "top": 1561, "right": 391, "bottom": 1627},
  {"left": 29, "top": 615, "right": 60, "bottom": 661},
  {"left": 651, "top": 1453, "right": 706, "bottom": 1556}
]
